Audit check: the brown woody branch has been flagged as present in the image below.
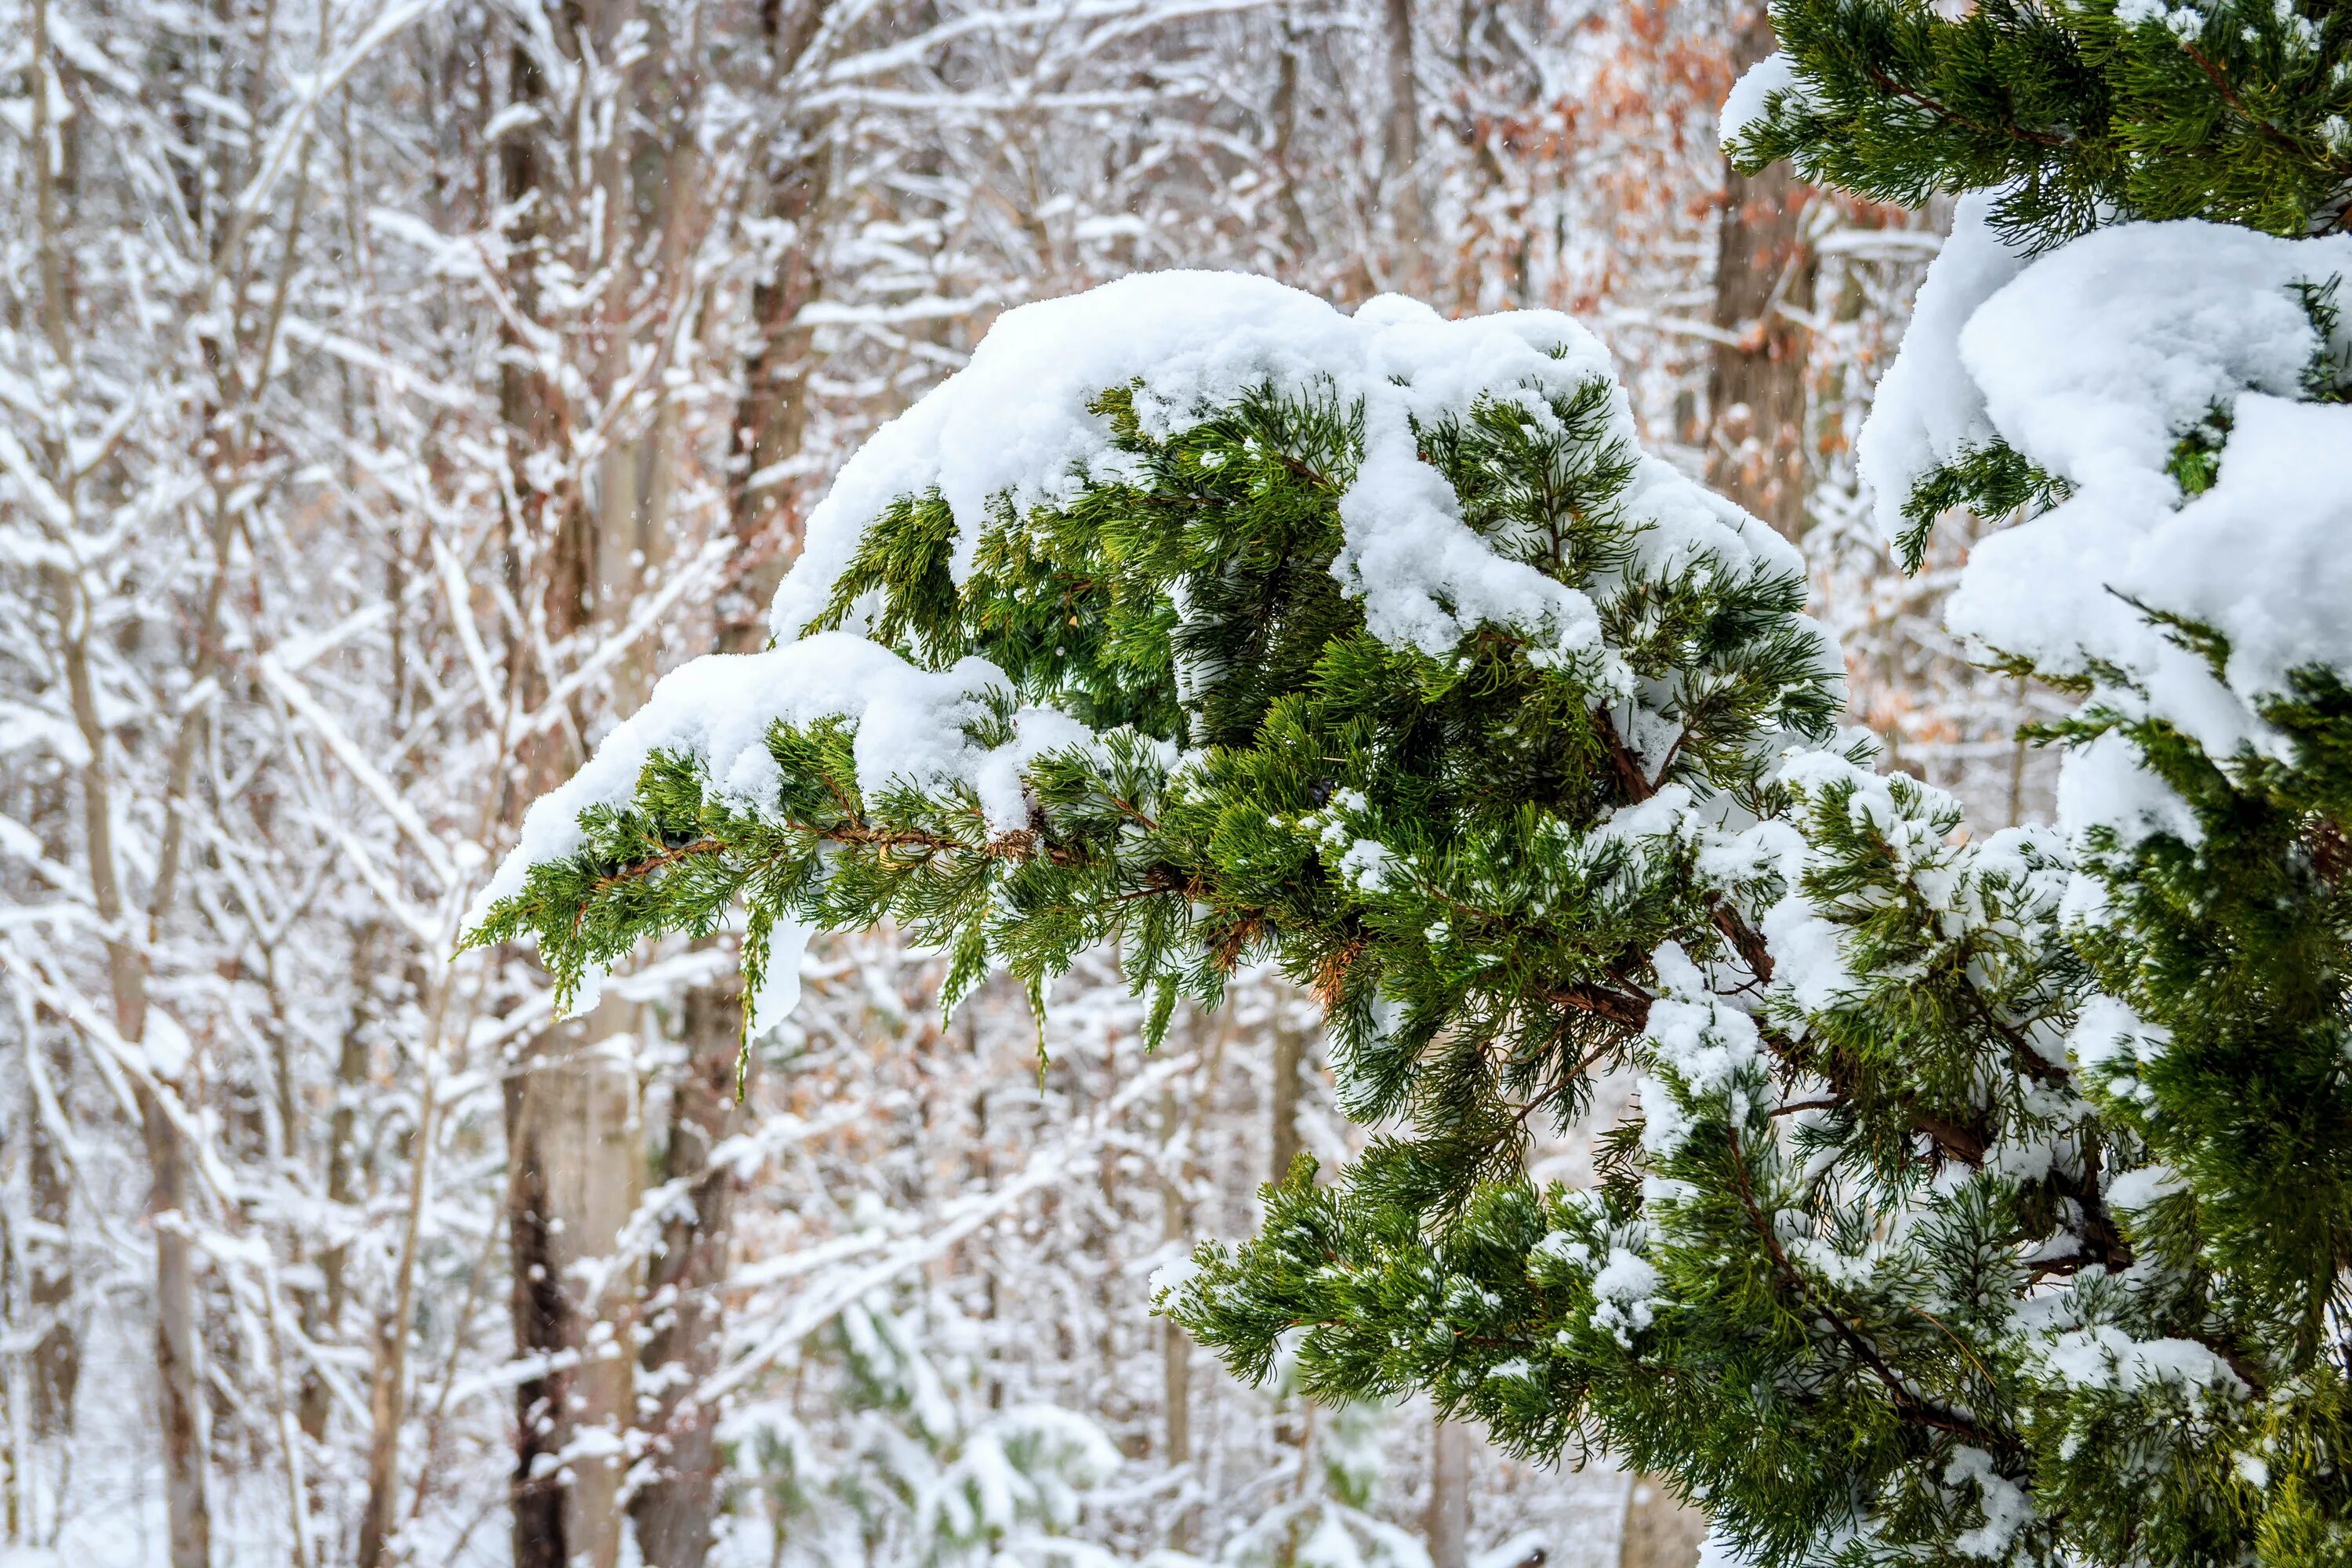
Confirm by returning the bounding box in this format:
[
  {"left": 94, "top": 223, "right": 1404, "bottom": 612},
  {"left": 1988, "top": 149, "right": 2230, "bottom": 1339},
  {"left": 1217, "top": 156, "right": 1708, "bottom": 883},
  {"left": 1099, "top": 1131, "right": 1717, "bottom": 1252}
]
[{"left": 1725, "top": 1125, "right": 2020, "bottom": 1452}]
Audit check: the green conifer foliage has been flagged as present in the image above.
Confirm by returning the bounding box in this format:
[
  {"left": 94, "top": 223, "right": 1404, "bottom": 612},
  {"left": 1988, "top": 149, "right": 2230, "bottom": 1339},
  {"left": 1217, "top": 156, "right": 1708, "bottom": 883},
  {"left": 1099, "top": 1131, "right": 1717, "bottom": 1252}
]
[
  {"left": 1724, "top": 0, "right": 2352, "bottom": 249},
  {"left": 474, "top": 11, "right": 2352, "bottom": 1548},
  {"left": 466, "top": 292, "right": 1844, "bottom": 1203}
]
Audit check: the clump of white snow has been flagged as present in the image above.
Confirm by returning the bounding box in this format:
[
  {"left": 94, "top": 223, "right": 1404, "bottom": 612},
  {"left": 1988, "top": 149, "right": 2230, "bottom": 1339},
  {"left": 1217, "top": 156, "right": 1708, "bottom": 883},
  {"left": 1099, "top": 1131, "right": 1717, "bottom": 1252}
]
[
  {"left": 1944, "top": 1446, "right": 2035, "bottom": 1560},
  {"left": 1635, "top": 940, "right": 1764, "bottom": 1156},
  {"left": 1588, "top": 1246, "right": 1664, "bottom": 1346},
  {"left": 471, "top": 632, "right": 1093, "bottom": 935},
  {"left": 2054, "top": 730, "right": 2204, "bottom": 852},
  {"left": 1853, "top": 191, "right": 2027, "bottom": 543},
  {"left": 2103, "top": 1162, "right": 2184, "bottom": 1212},
  {"left": 2042, "top": 1325, "right": 2246, "bottom": 1405},
  {"left": 1719, "top": 51, "right": 1806, "bottom": 151},
  {"left": 2066, "top": 993, "right": 2173, "bottom": 1080},
  {"left": 747, "top": 916, "right": 816, "bottom": 1037},
  {"left": 1334, "top": 837, "right": 1396, "bottom": 892},
  {"left": 1857, "top": 216, "right": 2352, "bottom": 837},
  {"left": 765, "top": 272, "right": 1804, "bottom": 684}
]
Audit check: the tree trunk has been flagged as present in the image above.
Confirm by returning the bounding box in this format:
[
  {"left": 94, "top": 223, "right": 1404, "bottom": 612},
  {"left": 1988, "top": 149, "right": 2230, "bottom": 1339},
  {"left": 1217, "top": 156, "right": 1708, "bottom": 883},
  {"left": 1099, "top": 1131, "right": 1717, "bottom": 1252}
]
[
  {"left": 27, "top": 0, "right": 69, "bottom": 355},
  {"left": 630, "top": 985, "right": 746, "bottom": 1568},
  {"left": 60, "top": 626, "right": 212, "bottom": 1568},
  {"left": 1157, "top": 1086, "right": 1194, "bottom": 1549},
  {"left": 717, "top": 172, "right": 833, "bottom": 644},
  {"left": 496, "top": 27, "right": 574, "bottom": 1558},
  {"left": 1704, "top": 7, "right": 1817, "bottom": 540},
  {"left": 491, "top": 10, "right": 648, "bottom": 1560},
  {"left": 138, "top": 1082, "right": 212, "bottom": 1568},
  {"left": 504, "top": 1060, "right": 568, "bottom": 1568},
  {"left": 1161, "top": 1310, "right": 1190, "bottom": 1489},
  {"left": 1269, "top": 1022, "right": 1303, "bottom": 1186},
  {"left": 1620, "top": 1472, "right": 1708, "bottom": 1568},
  {"left": 303, "top": 929, "right": 376, "bottom": 1446},
  {"left": 507, "top": 1014, "right": 641, "bottom": 1568},
  {"left": 1269, "top": 5, "right": 1312, "bottom": 275},
  {"left": 1268, "top": 1019, "right": 1308, "bottom": 1455},
  {"left": 712, "top": 0, "right": 840, "bottom": 645},
  {"left": 45, "top": 545, "right": 215, "bottom": 1568},
  {"left": 356, "top": 1036, "right": 444, "bottom": 1568},
  {"left": 5, "top": 1069, "right": 31, "bottom": 1543},
  {"left": 355, "top": 1314, "right": 406, "bottom": 1568},
  {"left": 1428, "top": 1417, "right": 1469, "bottom": 1568},
  {"left": 638, "top": 49, "right": 838, "bottom": 1547},
  {"left": 33, "top": 6, "right": 211, "bottom": 1557},
  {"left": 26, "top": 1040, "right": 75, "bottom": 1438},
  {"left": 1381, "top": 0, "right": 1427, "bottom": 293}
]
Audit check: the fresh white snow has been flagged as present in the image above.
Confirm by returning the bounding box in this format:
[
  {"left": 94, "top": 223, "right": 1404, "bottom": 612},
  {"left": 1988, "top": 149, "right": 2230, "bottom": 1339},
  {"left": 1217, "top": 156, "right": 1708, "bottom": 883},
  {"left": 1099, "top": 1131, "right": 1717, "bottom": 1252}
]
[
  {"left": 473, "top": 633, "right": 1094, "bottom": 932},
  {"left": 1853, "top": 191, "right": 2027, "bottom": 543},
  {"left": 1718, "top": 51, "right": 1802, "bottom": 151},
  {"left": 1861, "top": 216, "right": 2352, "bottom": 838},
  {"left": 768, "top": 271, "right": 1806, "bottom": 688}
]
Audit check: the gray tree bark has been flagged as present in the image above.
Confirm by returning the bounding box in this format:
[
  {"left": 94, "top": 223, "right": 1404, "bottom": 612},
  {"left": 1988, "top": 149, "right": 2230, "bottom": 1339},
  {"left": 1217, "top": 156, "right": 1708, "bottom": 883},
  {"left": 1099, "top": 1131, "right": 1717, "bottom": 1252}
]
[
  {"left": 1428, "top": 1417, "right": 1470, "bottom": 1568},
  {"left": 492, "top": 66, "right": 612, "bottom": 1568},
  {"left": 1268, "top": 5, "right": 1312, "bottom": 275},
  {"left": 509, "top": 1014, "right": 642, "bottom": 1568},
  {"left": 31, "top": 2, "right": 211, "bottom": 1559},
  {"left": 715, "top": 2, "right": 838, "bottom": 652},
  {"left": 303, "top": 927, "right": 376, "bottom": 1447},
  {"left": 1268, "top": 1019, "right": 1308, "bottom": 1457},
  {"left": 612, "top": 15, "right": 844, "bottom": 1561},
  {"left": 138, "top": 1083, "right": 209, "bottom": 1568},
  {"left": 1381, "top": 0, "right": 1428, "bottom": 293},
  {"left": 1704, "top": 6, "right": 1817, "bottom": 540},
  {"left": 1620, "top": 1473, "right": 1709, "bottom": 1568},
  {"left": 42, "top": 449, "right": 227, "bottom": 1568},
  {"left": 1159, "top": 1087, "right": 1194, "bottom": 1551},
  {"left": 630, "top": 986, "right": 746, "bottom": 1568},
  {"left": 60, "top": 538, "right": 221, "bottom": 1568},
  {"left": 26, "top": 1036, "right": 75, "bottom": 1439},
  {"left": 1270, "top": 1023, "right": 1304, "bottom": 1185},
  {"left": 489, "top": 3, "right": 663, "bottom": 1559}
]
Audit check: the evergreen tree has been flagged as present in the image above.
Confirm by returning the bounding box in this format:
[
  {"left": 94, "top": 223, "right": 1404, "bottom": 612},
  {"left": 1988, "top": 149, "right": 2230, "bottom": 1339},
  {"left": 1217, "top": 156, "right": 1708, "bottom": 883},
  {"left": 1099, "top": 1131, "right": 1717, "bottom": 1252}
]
[{"left": 470, "top": 13, "right": 2352, "bottom": 1548}]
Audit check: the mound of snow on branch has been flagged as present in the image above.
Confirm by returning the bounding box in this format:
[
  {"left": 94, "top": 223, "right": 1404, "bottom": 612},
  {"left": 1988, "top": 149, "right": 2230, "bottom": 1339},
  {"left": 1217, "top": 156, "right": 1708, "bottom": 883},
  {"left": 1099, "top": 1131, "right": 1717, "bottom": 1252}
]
[
  {"left": 768, "top": 270, "right": 1802, "bottom": 673},
  {"left": 471, "top": 633, "right": 1091, "bottom": 924},
  {"left": 1853, "top": 191, "right": 2027, "bottom": 540},
  {"left": 1860, "top": 216, "right": 2352, "bottom": 832}
]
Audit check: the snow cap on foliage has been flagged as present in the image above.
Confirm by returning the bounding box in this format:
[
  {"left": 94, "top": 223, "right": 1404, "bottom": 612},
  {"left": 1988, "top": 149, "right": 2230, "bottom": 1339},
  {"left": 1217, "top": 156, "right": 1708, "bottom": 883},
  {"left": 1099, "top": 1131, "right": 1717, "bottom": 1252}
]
[
  {"left": 471, "top": 632, "right": 1091, "bottom": 932},
  {"left": 2042, "top": 1326, "right": 2247, "bottom": 1404},
  {"left": 1944, "top": 1446, "right": 2035, "bottom": 1560},
  {"left": 1635, "top": 940, "right": 1764, "bottom": 1156},
  {"left": 1719, "top": 50, "right": 1804, "bottom": 151},
  {"left": 1853, "top": 191, "right": 2027, "bottom": 541},
  {"left": 1863, "top": 217, "right": 2352, "bottom": 828},
  {"left": 2065, "top": 993, "right": 2174, "bottom": 1080},
  {"left": 767, "top": 270, "right": 1802, "bottom": 677},
  {"left": 2053, "top": 729, "right": 2204, "bottom": 853},
  {"left": 1954, "top": 223, "right": 2352, "bottom": 724},
  {"left": 1588, "top": 1246, "right": 1664, "bottom": 1346}
]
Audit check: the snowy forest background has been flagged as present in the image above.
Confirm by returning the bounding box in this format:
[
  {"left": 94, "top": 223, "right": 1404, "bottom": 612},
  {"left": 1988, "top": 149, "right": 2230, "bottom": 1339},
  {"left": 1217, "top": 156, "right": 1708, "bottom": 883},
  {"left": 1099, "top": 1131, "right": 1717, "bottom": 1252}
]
[{"left": 0, "top": 0, "right": 2055, "bottom": 1564}]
